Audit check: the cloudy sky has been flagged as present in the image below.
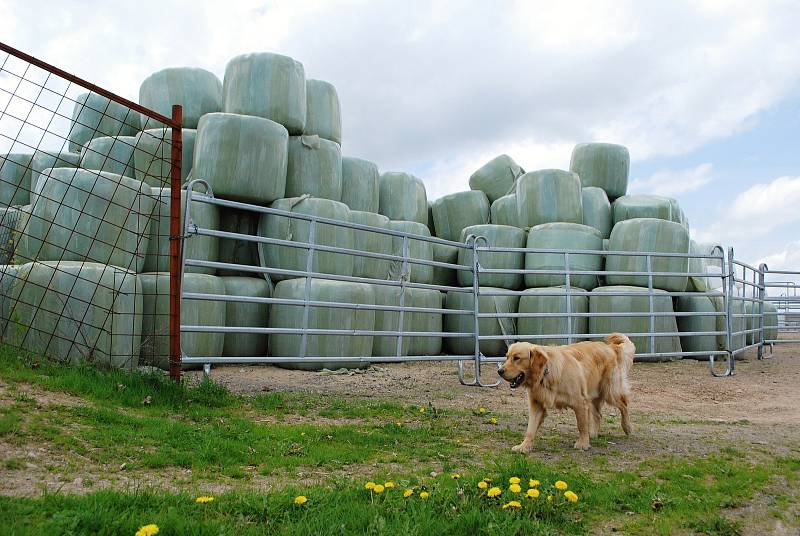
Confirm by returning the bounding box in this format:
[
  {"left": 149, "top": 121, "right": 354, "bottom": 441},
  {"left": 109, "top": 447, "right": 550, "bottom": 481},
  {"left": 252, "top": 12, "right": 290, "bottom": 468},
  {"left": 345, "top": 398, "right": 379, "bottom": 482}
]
[{"left": 2, "top": 0, "right": 800, "bottom": 273}]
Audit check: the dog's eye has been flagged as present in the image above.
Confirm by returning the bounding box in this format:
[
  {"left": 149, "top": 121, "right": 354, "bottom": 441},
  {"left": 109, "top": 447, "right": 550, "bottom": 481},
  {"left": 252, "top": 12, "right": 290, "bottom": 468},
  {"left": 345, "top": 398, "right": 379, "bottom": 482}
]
[{"left": 513, "top": 356, "right": 519, "bottom": 361}]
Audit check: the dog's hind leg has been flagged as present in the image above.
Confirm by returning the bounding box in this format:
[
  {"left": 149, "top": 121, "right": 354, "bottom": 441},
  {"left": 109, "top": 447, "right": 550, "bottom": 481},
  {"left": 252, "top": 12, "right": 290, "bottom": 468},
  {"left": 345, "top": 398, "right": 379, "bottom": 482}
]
[
  {"left": 618, "top": 394, "right": 632, "bottom": 435},
  {"left": 513, "top": 395, "right": 546, "bottom": 454},
  {"left": 589, "top": 398, "right": 603, "bottom": 438},
  {"left": 572, "top": 399, "right": 591, "bottom": 451}
]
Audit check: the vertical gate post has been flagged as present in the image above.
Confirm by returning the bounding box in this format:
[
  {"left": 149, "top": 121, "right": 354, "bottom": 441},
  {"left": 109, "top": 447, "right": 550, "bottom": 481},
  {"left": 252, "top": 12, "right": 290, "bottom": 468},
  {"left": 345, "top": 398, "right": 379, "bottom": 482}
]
[{"left": 168, "top": 104, "right": 183, "bottom": 382}]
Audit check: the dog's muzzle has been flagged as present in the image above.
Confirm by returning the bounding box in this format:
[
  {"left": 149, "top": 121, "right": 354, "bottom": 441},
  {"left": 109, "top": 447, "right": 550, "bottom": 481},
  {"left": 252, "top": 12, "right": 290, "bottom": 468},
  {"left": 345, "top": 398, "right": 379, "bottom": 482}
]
[{"left": 509, "top": 372, "right": 525, "bottom": 389}]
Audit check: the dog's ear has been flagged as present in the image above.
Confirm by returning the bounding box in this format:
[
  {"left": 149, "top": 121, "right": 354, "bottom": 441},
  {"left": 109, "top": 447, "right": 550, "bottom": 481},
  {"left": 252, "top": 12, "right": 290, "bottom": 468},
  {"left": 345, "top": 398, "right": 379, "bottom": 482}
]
[{"left": 529, "top": 347, "right": 548, "bottom": 366}]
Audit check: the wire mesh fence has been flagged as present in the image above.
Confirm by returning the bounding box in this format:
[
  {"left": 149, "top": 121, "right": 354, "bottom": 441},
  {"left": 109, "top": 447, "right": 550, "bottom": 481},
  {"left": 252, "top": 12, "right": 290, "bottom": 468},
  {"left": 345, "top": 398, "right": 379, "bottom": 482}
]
[{"left": 0, "top": 42, "right": 182, "bottom": 376}]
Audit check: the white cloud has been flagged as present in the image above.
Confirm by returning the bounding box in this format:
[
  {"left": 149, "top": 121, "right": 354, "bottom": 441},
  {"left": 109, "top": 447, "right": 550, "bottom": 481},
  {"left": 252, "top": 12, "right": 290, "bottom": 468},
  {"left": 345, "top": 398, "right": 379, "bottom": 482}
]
[{"left": 629, "top": 163, "right": 713, "bottom": 196}]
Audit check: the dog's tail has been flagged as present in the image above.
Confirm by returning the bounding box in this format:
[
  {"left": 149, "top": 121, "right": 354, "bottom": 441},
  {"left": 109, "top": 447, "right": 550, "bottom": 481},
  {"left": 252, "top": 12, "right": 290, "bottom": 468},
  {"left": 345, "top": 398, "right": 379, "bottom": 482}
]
[{"left": 605, "top": 332, "right": 635, "bottom": 376}]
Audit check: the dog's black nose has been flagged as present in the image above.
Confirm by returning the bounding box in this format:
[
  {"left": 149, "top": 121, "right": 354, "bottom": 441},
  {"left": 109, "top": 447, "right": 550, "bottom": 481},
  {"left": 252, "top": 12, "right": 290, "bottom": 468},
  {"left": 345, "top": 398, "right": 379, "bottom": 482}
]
[{"left": 497, "top": 368, "right": 504, "bottom": 376}]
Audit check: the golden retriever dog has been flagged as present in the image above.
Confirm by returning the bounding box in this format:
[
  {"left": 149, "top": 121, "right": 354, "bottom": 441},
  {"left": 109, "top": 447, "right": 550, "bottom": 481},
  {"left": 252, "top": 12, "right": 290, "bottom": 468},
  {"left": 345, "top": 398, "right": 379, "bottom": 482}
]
[{"left": 498, "top": 333, "right": 635, "bottom": 452}]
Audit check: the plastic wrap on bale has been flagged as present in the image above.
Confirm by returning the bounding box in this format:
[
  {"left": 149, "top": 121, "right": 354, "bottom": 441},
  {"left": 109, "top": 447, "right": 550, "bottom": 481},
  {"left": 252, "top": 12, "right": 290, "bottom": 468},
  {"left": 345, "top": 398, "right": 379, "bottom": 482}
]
[
  {"left": 581, "top": 187, "right": 612, "bottom": 238},
  {"left": 222, "top": 276, "right": 270, "bottom": 357},
  {"left": 80, "top": 136, "right": 137, "bottom": 178},
  {"left": 0, "top": 153, "right": 34, "bottom": 206},
  {"left": 387, "top": 220, "right": 433, "bottom": 284},
  {"left": 444, "top": 288, "right": 518, "bottom": 357},
  {"left": 490, "top": 193, "right": 517, "bottom": 227},
  {"left": 304, "top": 79, "right": 342, "bottom": 144},
  {"left": 458, "top": 224, "right": 526, "bottom": 290},
  {"left": 67, "top": 93, "right": 139, "bottom": 152},
  {"left": 341, "top": 157, "right": 380, "bottom": 213},
  {"left": 139, "top": 67, "right": 222, "bottom": 129},
  {"left": 378, "top": 172, "right": 428, "bottom": 225},
  {"left": 518, "top": 287, "right": 589, "bottom": 346},
  {"left": 285, "top": 135, "right": 342, "bottom": 201},
  {"left": 133, "top": 128, "right": 196, "bottom": 186},
  {"left": 524, "top": 222, "right": 603, "bottom": 290},
  {"left": 468, "top": 154, "right": 524, "bottom": 203},
  {"left": 431, "top": 190, "right": 490, "bottom": 242},
  {"left": 516, "top": 169, "right": 583, "bottom": 228},
  {"left": 350, "top": 211, "right": 391, "bottom": 280},
  {"left": 569, "top": 143, "right": 629, "bottom": 200}
]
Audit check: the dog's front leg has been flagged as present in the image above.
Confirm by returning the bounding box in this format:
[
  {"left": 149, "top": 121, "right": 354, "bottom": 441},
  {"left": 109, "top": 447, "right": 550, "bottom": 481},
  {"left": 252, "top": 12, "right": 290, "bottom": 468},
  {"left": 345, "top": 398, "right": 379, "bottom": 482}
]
[
  {"left": 572, "top": 399, "right": 591, "bottom": 450},
  {"left": 512, "top": 393, "right": 546, "bottom": 454}
]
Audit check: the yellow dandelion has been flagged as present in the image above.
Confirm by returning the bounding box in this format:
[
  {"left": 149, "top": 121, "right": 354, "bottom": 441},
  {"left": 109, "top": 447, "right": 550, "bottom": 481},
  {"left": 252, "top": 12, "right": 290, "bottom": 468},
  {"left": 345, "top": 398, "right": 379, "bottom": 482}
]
[
  {"left": 373, "top": 484, "right": 385, "bottom": 494},
  {"left": 294, "top": 495, "right": 308, "bottom": 505},
  {"left": 135, "top": 525, "right": 159, "bottom": 536},
  {"left": 418, "top": 406, "right": 426, "bottom": 413},
  {"left": 482, "top": 477, "right": 493, "bottom": 483},
  {"left": 501, "top": 500, "right": 522, "bottom": 509},
  {"left": 364, "top": 481, "right": 376, "bottom": 490},
  {"left": 403, "top": 489, "right": 414, "bottom": 498},
  {"left": 564, "top": 491, "right": 578, "bottom": 503},
  {"left": 555, "top": 480, "right": 568, "bottom": 491},
  {"left": 195, "top": 496, "right": 214, "bottom": 503},
  {"left": 526, "top": 488, "right": 540, "bottom": 499},
  {"left": 451, "top": 473, "right": 461, "bottom": 479},
  {"left": 509, "top": 483, "right": 522, "bottom": 493},
  {"left": 487, "top": 487, "right": 502, "bottom": 498},
  {"left": 301, "top": 432, "right": 306, "bottom": 436},
  {"left": 384, "top": 482, "right": 395, "bottom": 489},
  {"left": 547, "top": 495, "right": 553, "bottom": 503},
  {"left": 478, "top": 407, "right": 487, "bottom": 414},
  {"left": 477, "top": 481, "right": 488, "bottom": 490},
  {"left": 529, "top": 479, "right": 540, "bottom": 488},
  {"left": 509, "top": 477, "right": 521, "bottom": 485},
  {"left": 420, "top": 491, "right": 430, "bottom": 499},
  {"left": 489, "top": 417, "right": 497, "bottom": 425},
  {"left": 395, "top": 421, "right": 402, "bottom": 426}
]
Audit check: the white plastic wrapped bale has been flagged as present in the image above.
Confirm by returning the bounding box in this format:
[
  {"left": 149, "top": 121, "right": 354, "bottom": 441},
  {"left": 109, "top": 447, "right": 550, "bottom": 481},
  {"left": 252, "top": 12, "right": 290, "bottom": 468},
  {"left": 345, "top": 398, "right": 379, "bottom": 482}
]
[
  {"left": 431, "top": 190, "right": 490, "bottom": 242},
  {"left": 468, "top": 154, "right": 524, "bottom": 203},
  {"left": 28, "top": 169, "right": 155, "bottom": 272},
  {"left": 569, "top": 143, "right": 629, "bottom": 200},
  {"left": 0, "top": 264, "right": 19, "bottom": 331},
  {"left": 490, "top": 194, "right": 517, "bottom": 227},
  {"left": 143, "top": 188, "right": 219, "bottom": 274},
  {"left": 222, "top": 276, "right": 270, "bottom": 357},
  {"left": 341, "top": 157, "right": 379, "bottom": 213},
  {"left": 589, "top": 285, "right": 681, "bottom": 361},
  {"left": 0, "top": 153, "right": 33, "bottom": 206},
  {"left": 217, "top": 207, "right": 260, "bottom": 276},
  {"left": 80, "top": 136, "right": 137, "bottom": 178},
  {"left": 378, "top": 172, "right": 428, "bottom": 225},
  {"left": 133, "top": 128, "right": 196, "bottom": 187},
  {"left": 285, "top": 135, "right": 342, "bottom": 201},
  {"left": 139, "top": 67, "right": 222, "bottom": 129},
  {"left": 516, "top": 169, "right": 583, "bottom": 228},
  {"left": 581, "top": 187, "right": 612, "bottom": 238},
  {"left": 444, "top": 288, "right": 518, "bottom": 357},
  {"left": 269, "top": 278, "right": 375, "bottom": 370},
  {"left": 305, "top": 79, "right": 342, "bottom": 144},
  {"left": 612, "top": 195, "right": 674, "bottom": 225},
  {"left": 458, "top": 224, "right": 526, "bottom": 290},
  {"left": 139, "top": 272, "right": 225, "bottom": 369},
  {"left": 371, "top": 286, "right": 443, "bottom": 358},
  {"left": 745, "top": 301, "right": 780, "bottom": 345},
  {"left": 223, "top": 52, "right": 306, "bottom": 135},
  {"left": 605, "top": 218, "right": 690, "bottom": 292},
  {"left": 431, "top": 243, "right": 461, "bottom": 288},
  {"left": 350, "top": 211, "right": 391, "bottom": 280},
  {"left": 30, "top": 151, "right": 80, "bottom": 204},
  {"left": 193, "top": 113, "right": 288, "bottom": 205},
  {"left": 3, "top": 261, "right": 142, "bottom": 369},
  {"left": 686, "top": 240, "right": 720, "bottom": 292},
  {"left": 387, "top": 220, "right": 433, "bottom": 284},
  {"left": 258, "top": 196, "right": 354, "bottom": 281},
  {"left": 524, "top": 223, "right": 604, "bottom": 291},
  {"left": 410, "top": 288, "right": 444, "bottom": 356},
  {"left": 676, "top": 295, "right": 724, "bottom": 359},
  {"left": 67, "top": 93, "right": 139, "bottom": 152},
  {"left": 518, "top": 287, "right": 589, "bottom": 346}
]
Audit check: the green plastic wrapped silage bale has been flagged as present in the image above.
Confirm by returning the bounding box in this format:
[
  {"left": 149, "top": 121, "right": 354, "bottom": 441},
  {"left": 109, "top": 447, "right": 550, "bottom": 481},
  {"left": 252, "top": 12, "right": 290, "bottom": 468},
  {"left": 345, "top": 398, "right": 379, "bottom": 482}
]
[
  {"left": 378, "top": 172, "right": 428, "bottom": 225},
  {"left": 193, "top": 112, "right": 288, "bottom": 205},
  {"left": 217, "top": 206, "right": 260, "bottom": 277},
  {"left": 612, "top": 195, "right": 674, "bottom": 225},
  {"left": 0, "top": 206, "right": 24, "bottom": 264},
  {"left": 410, "top": 288, "right": 444, "bottom": 356},
  {"left": 589, "top": 285, "right": 681, "bottom": 361},
  {"left": 490, "top": 194, "right": 517, "bottom": 227},
  {"left": 524, "top": 222, "right": 603, "bottom": 290},
  {"left": 387, "top": 220, "right": 433, "bottom": 284},
  {"left": 139, "top": 67, "right": 222, "bottom": 129},
  {"left": 516, "top": 169, "right": 583, "bottom": 228},
  {"left": 350, "top": 211, "right": 391, "bottom": 280},
  {"left": 744, "top": 301, "right": 780, "bottom": 344},
  {"left": 341, "top": 157, "right": 379, "bottom": 213},
  {"left": 0, "top": 153, "right": 34, "bottom": 206},
  {"left": 676, "top": 295, "right": 725, "bottom": 358},
  {"left": 372, "top": 284, "right": 411, "bottom": 358},
  {"left": 305, "top": 79, "right": 342, "bottom": 145},
  {"left": 468, "top": 154, "right": 524, "bottom": 203},
  {"left": 444, "top": 288, "right": 518, "bottom": 357},
  {"left": 67, "top": 93, "right": 139, "bottom": 152},
  {"left": 431, "top": 190, "right": 490, "bottom": 242},
  {"left": 458, "top": 224, "right": 526, "bottom": 290},
  {"left": 133, "top": 128, "right": 196, "bottom": 187},
  {"left": 143, "top": 188, "right": 219, "bottom": 274},
  {"left": 605, "top": 218, "right": 690, "bottom": 292},
  {"left": 80, "top": 136, "right": 137, "bottom": 178},
  {"left": 28, "top": 169, "right": 155, "bottom": 273},
  {"left": 285, "top": 135, "right": 342, "bottom": 201},
  {"left": 581, "top": 187, "right": 612, "bottom": 238},
  {"left": 431, "top": 242, "right": 461, "bottom": 287},
  {"left": 4, "top": 261, "right": 142, "bottom": 369},
  {"left": 139, "top": 272, "right": 225, "bottom": 370},
  {"left": 258, "top": 196, "right": 354, "bottom": 281},
  {"left": 223, "top": 52, "right": 306, "bottom": 135},
  {"left": 222, "top": 276, "right": 270, "bottom": 357},
  {"left": 517, "top": 287, "right": 588, "bottom": 346},
  {"left": 569, "top": 143, "right": 629, "bottom": 200},
  {"left": 30, "top": 151, "right": 80, "bottom": 204},
  {"left": 686, "top": 240, "right": 712, "bottom": 292},
  {"left": 269, "top": 278, "right": 375, "bottom": 370}
]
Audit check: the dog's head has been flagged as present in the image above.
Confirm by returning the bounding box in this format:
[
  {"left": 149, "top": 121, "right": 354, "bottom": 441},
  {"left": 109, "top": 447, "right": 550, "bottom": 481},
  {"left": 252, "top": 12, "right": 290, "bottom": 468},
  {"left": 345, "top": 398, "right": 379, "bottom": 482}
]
[{"left": 498, "top": 342, "right": 549, "bottom": 389}]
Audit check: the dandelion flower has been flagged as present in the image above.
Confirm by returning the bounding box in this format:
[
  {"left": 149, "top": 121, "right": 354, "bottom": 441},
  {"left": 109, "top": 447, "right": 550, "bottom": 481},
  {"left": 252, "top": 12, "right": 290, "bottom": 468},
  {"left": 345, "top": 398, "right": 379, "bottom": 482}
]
[
  {"left": 418, "top": 406, "right": 426, "bottom": 413},
  {"left": 135, "top": 525, "right": 159, "bottom": 536},
  {"left": 364, "top": 482, "right": 376, "bottom": 490},
  {"left": 294, "top": 495, "right": 308, "bottom": 505},
  {"left": 489, "top": 417, "right": 497, "bottom": 425},
  {"left": 482, "top": 477, "right": 492, "bottom": 483},
  {"left": 547, "top": 495, "right": 553, "bottom": 503},
  {"left": 509, "top": 477, "right": 520, "bottom": 485},
  {"left": 487, "top": 487, "right": 502, "bottom": 498},
  {"left": 501, "top": 500, "right": 521, "bottom": 509},
  {"left": 555, "top": 481, "right": 568, "bottom": 491},
  {"left": 526, "top": 488, "right": 540, "bottom": 499},
  {"left": 451, "top": 473, "right": 461, "bottom": 479},
  {"left": 529, "top": 479, "right": 540, "bottom": 488},
  {"left": 420, "top": 491, "right": 430, "bottom": 499},
  {"left": 195, "top": 496, "right": 214, "bottom": 503},
  {"left": 477, "top": 481, "right": 488, "bottom": 490},
  {"left": 564, "top": 491, "right": 578, "bottom": 503},
  {"left": 395, "top": 421, "right": 402, "bottom": 426},
  {"left": 478, "top": 407, "right": 487, "bottom": 414},
  {"left": 384, "top": 482, "right": 395, "bottom": 489},
  {"left": 509, "top": 483, "right": 522, "bottom": 493},
  {"left": 373, "top": 484, "right": 385, "bottom": 493},
  {"left": 403, "top": 489, "right": 414, "bottom": 498}
]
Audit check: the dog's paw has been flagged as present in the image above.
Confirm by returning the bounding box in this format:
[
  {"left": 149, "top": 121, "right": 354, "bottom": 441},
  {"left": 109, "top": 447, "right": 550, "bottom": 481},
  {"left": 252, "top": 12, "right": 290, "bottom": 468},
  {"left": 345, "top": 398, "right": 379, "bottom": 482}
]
[
  {"left": 573, "top": 439, "right": 590, "bottom": 451},
  {"left": 512, "top": 442, "right": 532, "bottom": 454}
]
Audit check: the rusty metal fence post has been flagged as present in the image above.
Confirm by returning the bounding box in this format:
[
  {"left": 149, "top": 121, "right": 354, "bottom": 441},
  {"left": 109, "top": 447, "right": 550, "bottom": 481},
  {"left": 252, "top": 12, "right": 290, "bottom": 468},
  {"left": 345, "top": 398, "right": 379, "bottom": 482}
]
[{"left": 168, "top": 104, "right": 183, "bottom": 381}]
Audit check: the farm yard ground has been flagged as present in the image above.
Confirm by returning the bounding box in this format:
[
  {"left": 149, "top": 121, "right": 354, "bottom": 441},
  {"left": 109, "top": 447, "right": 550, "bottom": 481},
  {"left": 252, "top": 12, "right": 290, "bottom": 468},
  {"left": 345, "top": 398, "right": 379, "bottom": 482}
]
[{"left": 0, "top": 344, "right": 798, "bottom": 535}]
